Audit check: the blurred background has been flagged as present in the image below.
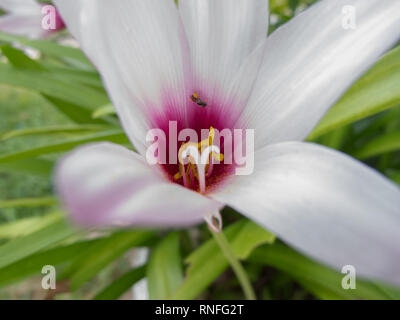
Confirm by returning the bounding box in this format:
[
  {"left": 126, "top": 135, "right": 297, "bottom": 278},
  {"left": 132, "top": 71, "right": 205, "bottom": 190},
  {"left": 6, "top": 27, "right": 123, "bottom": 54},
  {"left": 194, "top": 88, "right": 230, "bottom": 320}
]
[{"left": 0, "top": 0, "right": 399, "bottom": 300}]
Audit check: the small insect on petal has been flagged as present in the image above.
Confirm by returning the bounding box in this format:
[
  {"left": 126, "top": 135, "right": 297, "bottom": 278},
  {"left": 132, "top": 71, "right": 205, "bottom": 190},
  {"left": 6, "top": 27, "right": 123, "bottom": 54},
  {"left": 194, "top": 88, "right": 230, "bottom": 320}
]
[{"left": 190, "top": 93, "right": 207, "bottom": 107}]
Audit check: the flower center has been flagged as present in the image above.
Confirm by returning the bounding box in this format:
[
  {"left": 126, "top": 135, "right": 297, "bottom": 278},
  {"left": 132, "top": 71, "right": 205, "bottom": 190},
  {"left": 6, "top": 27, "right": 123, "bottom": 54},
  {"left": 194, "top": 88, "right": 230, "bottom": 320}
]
[
  {"left": 149, "top": 90, "right": 243, "bottom": 194},
  {"left": 173, "top": 127, "right": 224, "bottom": 194}
]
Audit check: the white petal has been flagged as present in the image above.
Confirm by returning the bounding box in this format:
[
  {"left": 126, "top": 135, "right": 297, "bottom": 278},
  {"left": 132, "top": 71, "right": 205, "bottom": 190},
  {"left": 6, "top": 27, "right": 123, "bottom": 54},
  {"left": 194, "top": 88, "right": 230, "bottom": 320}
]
[
  {"left": 213, "top": 142, "right": 400, "bottom": 285},
  {"left": 0, "top": 0, "right": 40, "bottom": 14},
  {"left": 179, "top": 0, "right": 269, "bottom": 104},
  {"left": 241, "top": 0, "right": 400, "bottom": 149},
  {"left": 54, "top": 0, "right": 192, "bottom": 154},
  {"left": 55, "top": 143, "right": 222, "bottom": 228},
  {"left": 0, "top": 13, "right": 46, "bottom": 39}
]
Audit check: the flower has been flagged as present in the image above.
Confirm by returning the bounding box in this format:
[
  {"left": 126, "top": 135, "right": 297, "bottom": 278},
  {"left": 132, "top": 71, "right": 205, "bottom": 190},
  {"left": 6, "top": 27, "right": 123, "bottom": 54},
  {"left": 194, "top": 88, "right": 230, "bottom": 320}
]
[
  {"left": 0, "top": 0, "right": 64, "bottom": 39},
  {"left": 54, "top": 0, "right": 400, "bottom": 285}
]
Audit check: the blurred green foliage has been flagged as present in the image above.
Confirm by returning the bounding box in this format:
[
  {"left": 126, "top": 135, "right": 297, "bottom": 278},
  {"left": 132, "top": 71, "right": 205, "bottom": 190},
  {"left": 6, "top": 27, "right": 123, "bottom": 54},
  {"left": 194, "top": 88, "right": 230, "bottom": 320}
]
[
  {"left": 0, "top": 85, "right": 69, "bottom": 222},
  {"left": 0, "top": 0, "right": 399, "bottom": 300}
]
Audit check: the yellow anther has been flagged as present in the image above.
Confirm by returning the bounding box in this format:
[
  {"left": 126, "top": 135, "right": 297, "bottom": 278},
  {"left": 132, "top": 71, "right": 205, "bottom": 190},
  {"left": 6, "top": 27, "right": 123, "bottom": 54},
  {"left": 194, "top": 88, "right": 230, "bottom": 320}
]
[
  {"left": 198, "top": 126, "right": 214, "bottom": 152},
  {"left": 214, "top": 152, "right": 224, "bottom": 162},
  {"left": 175, "top": 127, "right": 224, "bottom": 190},
  {"left": 178, "top": 127, "right": 219, "bottom": 164},
  {"left": 173, "top": 171, "right": 182, "bottom": 180}
]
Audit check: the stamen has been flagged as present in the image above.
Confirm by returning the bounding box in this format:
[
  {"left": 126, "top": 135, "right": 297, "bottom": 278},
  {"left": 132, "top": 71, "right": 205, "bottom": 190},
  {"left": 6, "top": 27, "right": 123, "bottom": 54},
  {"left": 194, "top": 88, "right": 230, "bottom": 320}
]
[
  {"left": 198, "top": 145, "right": 221, "bottom": 193},
  {"left": 181, "top": 163, "right": 189, "bottom": 188},
  {"left": 188, "top": 163, "right": 195, "bottom": 186},
  {"left": 175, "top": 127, "right": 223, "bottom": 193},
  {"left": 206, "top": 155, "right": 214, "bottom": 178}
]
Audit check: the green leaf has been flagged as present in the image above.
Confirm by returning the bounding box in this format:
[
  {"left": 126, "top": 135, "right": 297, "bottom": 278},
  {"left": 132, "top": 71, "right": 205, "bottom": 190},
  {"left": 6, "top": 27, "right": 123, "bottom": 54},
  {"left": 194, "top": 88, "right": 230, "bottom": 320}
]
[
  {"left": 0, "top": 213, "right": 61, "bottom": 239},
  {"left": 64, "top": 231, "right": 154, "bottom": 291},
  {"left": 172, "top": 220, "right": 275, "bottom": 299},
  {"left": 0, "top": 239, "right": 98, "bottom": 289},
  {"left": 0, "top": 130, "right": 130, "bottom": 164},
  {"left": 356, "top": 107, "right": 400, "bottom": 140},
  {"left": 373, "top": 282, "right": 400, "bottom": 300},
  {"left": 318, "top": 125, "right": 352, "bottom": 150},
  {"left": 0, "top": 217, "right": 76, "bottom": 269},
  {"left": 44, "top": 65, "right": 103, "bottom": 89},
  {"left": 0, "top": 197, "right": 57, "bottom": 209},
  {"left": 0, "top": 158, "right": 53, "bottom": 177},
  {"left": 308, "top": 46, "right": 400, "bottom": 140},
  {"left": 352, "top": 132, "right": 400, "bottom": 159},
  {"left": 0, "top": 32, "right": 92, "bottom": 68},
  {"left": 1, "top": 125, "right": 113, "bottom": 141},
  {"left": 92, "top": 104, "right": 116, "bottom": 119},
  {"left": 0, "top": 63, "right": 109, "bottom": 110},
  {"left": 387, "top": 170, "right": 400, "bottom": 185},
  {"left": 0, "top": 44, "right": 115, "bottom": 124},
  {"left": 0, "top": 45, "right": 46, "bottom": 71},
  {"left": 147, "top": 232, "right": 183, "bottom": 299},
  {"left": 0, "top": 44, "right": 112, "bottom": 124},
  {"left": 248, "top": 244, "right": 395, "bottom": 300},
  {"left": 231, "top": 221, "right": 276, "bottom": 259},
  {"left": 42, "top": 95, "right": 109, "bottom": 125},
  {"left": 0, "top": 41, "right": 101, "bottom": 89},
  {"left": 94, "top": 266, "right": 146, "bottom": 300},
  {"left": 288, "top": 0, "right": 300, "bottom": 12}
]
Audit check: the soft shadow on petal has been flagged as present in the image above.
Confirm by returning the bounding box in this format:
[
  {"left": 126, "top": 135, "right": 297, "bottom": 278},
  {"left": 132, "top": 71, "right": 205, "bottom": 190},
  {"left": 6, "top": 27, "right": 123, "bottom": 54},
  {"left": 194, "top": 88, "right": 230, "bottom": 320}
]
[
  {"left": 0, "top": 13, "right": 46, "bottom": 38},
  {"left": 55, "top": 143, "right": 222, "bottom": 228},
  {"left": 213, "top": 141, "right": 400, "bottom": 285},
  {"left": 179, "top": 0, "right": 269, "bottom": 106},
  {"left": 53, "top": 0, "right": 193, "bottom": 154},
  {"left": 0, "top": 0, "right": 40, "bottom": 14},
  {"left": 240, "top": 0, "right": 400, "bottom": 149}
]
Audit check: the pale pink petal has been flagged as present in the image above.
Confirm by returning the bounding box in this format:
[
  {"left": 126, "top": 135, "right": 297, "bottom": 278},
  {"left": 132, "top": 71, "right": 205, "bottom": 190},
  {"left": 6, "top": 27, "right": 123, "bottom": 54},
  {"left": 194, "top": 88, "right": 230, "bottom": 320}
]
[
  {"left": 0, "top": 0, "right": 40, "bottom": 14},
  {"left": 0, "top": 13, "right": 48, "bottom": 38},
  {"left": 240, "top": 0, "right": 400, "bottom": 149},
  {"left": 179, "top": 0, "right": 269, "bottom": 107},
  {"left": 55, "top": 143, "right": 222, "bottom": 228},
  {"left": 54, "top": 0, "right": 192, "bottom": 154},
  {"left": 213, "top": 142, "right": 400, "bottom": 285}
]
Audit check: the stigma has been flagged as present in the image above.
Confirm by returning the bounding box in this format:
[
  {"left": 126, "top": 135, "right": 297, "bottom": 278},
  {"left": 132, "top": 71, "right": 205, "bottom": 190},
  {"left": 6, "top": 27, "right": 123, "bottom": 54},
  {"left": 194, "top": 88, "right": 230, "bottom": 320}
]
[{"left": 173, "top": 127, "right": 224, "bottom": 194}]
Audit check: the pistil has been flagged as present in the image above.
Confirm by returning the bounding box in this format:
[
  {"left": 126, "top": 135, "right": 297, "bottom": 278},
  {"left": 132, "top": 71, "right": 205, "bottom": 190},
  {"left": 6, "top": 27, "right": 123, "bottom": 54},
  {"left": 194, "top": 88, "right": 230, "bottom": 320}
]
[{"left": 174, "top": 127, "right": 224, "bottom": 194}]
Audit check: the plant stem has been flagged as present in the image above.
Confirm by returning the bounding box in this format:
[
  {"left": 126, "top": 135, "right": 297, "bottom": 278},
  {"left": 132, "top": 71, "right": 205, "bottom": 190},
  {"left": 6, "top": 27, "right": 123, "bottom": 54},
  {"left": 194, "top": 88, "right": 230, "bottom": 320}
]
[{"left": 210, "top": 228, "right": 256, "bottom": 300}]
